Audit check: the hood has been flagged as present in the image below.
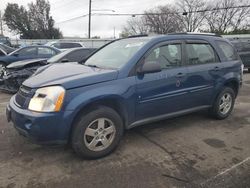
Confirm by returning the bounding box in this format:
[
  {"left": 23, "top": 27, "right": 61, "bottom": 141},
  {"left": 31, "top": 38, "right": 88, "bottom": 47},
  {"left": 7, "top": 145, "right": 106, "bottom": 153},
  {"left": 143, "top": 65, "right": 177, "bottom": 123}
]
[
  {"left": 7, "top": 58, "right": 47, "bottom": 69},
  {"left": 23, "top": 62, "right": 118, "bottom": 89}
]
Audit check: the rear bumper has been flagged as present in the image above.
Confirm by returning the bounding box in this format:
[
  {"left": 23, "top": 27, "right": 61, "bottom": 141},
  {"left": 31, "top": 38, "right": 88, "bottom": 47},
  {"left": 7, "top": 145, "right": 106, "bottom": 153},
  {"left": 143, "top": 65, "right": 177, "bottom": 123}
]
[{"left": 7, "top": 96, "right": 74, "bottom": 145}]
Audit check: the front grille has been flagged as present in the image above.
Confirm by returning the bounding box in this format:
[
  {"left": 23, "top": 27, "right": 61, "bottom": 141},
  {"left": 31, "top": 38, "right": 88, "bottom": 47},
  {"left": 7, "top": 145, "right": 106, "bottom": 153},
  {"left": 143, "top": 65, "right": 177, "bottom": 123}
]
[{"left": 15, "top": 85, "right": 32, "bottom": 108}]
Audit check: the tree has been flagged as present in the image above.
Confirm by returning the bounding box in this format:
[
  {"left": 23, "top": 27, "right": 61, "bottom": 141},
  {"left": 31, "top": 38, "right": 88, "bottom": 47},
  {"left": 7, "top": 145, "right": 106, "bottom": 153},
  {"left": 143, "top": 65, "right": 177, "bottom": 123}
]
[
  {"left": 144, "top": 6, "right": 183, "bottom": 34},
  {"left": 177, "top": 0, "right": 208, "bottom": 32},
  {"left": 121, "top": 5, "right": 183, "bottom": 36},
  {"left": 4, "top": 4, "right": 32, "bottom": 38},
  {"left": 4, "top": 0, "right": 62, "bottom": 39},
  {"left": 122, "top": 16, "right": 149, "bottom": 36},
  {"left": 205, "top": 0, "right": 250, "bottom": 34}
]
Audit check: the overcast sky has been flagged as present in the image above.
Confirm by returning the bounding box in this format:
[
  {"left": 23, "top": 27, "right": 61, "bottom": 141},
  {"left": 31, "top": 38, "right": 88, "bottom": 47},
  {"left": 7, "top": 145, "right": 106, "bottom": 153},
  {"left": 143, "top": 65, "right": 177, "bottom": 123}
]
[{"left": 0, "top": 0, "right": 173, "bottom": 39}]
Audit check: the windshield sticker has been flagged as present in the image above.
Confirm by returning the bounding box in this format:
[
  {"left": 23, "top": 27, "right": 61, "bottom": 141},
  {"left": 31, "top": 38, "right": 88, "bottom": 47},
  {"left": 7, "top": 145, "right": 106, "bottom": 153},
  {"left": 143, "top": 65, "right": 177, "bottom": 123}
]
[{"left": 125, "top": 42, "right": 144, "bottom": 48}]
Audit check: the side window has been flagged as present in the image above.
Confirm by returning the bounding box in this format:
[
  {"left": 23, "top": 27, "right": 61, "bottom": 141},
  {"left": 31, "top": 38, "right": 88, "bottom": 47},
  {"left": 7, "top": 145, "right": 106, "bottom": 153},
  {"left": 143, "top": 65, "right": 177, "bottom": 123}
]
[
  {"left": 18, "top": 47, "right": 37, "bottom": 56},
  {"left": 65, "top": 50, "right": 90, "bottom": 62},
  {"left": 38, "top": 47, "right": 56, "bottom": 56},
  {"left": 61, "top": 43, "right": 82, "bottom": 49},
  {"left": 144, "top": 44, "right": 182, "bottom": 69},
  {"left": 216, "top": 41, "right": 238, "bottom": 61},
  {"left": 186, "top": 43, "right": 217, "bottom": 65},
  {"left": 51, "top": 43, "right": 61, "bottom": 49},
  {"left": 242, "top": 42, "right": 250, "bottom": 52}
]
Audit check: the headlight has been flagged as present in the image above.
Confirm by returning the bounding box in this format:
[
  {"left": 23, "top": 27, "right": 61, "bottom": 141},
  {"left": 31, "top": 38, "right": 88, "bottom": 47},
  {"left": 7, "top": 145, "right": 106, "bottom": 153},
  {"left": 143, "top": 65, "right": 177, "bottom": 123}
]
[{"left": 28, "top": 86, "right": 65, "bottom": 112}]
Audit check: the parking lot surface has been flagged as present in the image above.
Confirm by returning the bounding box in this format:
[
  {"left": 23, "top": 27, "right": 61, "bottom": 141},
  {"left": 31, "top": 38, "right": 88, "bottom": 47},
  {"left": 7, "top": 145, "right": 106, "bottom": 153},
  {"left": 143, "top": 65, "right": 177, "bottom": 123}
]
[{"left": 1, "top": 74, "right": 250, "bottom": 188}]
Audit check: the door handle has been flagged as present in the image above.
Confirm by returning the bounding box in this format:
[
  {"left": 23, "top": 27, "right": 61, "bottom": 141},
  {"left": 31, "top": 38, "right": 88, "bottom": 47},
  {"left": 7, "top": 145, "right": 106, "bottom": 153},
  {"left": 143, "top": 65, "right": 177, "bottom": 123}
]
[
  {"left": 213, "top": 66, "right": 221, "bottom": 71},
  {"left": 175, "top": 72, "right": 185, "bottom": 78}
]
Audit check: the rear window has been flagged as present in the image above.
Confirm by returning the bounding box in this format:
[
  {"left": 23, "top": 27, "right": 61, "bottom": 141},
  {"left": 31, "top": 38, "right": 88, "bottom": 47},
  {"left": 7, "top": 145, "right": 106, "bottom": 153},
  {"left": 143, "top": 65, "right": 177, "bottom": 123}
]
[{"left": 216, "top": 41, "right": 238, "bottom": 61}]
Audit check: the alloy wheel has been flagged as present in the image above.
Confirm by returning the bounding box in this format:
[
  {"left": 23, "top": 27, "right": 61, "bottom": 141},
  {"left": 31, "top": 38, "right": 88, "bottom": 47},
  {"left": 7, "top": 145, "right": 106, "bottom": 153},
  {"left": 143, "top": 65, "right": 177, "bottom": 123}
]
[
  {"left": 219, "top": 93, "right": 232, "bottom": 115},
  {"left": 84, "top": 118, "right": 116, "bottom": 152}
]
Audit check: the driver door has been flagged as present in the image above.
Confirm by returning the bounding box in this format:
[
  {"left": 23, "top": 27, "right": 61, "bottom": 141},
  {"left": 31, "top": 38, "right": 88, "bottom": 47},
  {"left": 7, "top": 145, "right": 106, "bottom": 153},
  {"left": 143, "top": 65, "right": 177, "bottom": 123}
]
[{"left": 135, "top": 41, "right": 189, "bottom": 121}]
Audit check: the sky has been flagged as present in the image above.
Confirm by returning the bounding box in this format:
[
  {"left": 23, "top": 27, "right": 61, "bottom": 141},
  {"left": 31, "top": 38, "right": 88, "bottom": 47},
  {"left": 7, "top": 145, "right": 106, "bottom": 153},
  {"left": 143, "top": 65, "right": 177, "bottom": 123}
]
[{"left": 0, "top": 0, "right": 173, "bottom": 39}]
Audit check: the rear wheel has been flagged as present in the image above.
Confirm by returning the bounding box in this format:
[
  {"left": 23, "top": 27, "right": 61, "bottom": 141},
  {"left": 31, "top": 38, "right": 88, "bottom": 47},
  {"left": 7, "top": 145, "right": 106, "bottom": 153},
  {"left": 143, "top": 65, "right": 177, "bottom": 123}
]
[
  {"left": 210, "top": 87, "right": 235, "bottom": 120},
  {"left": 72, "top": 106, "right": 124, "bottom": 159},
  {"left": 0, "top": 62, "right": 5, "bottom": 75},
  {"left": 0, "top": 62, "right": 5, "bottom": 79}
]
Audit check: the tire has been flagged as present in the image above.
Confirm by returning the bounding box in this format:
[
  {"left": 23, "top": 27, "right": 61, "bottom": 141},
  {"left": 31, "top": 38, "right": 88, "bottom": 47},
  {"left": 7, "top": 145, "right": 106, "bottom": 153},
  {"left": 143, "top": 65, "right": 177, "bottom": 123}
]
[
  {"left": 248, "top": 68, "right": 250, "bottom": 73},
  {"left": 72, "top": 106, "right": 124, "bottom": 159},
  {"left": 0, "top": 62, "right": 5, "bottom": 77},
  {"left": 210, "top": 87, "right": 235, "bottom": 120}
]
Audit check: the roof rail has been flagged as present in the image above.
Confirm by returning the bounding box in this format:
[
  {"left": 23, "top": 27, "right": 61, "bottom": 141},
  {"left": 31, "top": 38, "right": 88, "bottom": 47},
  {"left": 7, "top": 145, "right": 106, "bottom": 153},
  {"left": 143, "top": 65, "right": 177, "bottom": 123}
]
[
  {"left": 127, "top": 34, "right": 148, "bottom": 38},
  {"left": 168, "top": 32, "right": 222, "bottom": 37}
]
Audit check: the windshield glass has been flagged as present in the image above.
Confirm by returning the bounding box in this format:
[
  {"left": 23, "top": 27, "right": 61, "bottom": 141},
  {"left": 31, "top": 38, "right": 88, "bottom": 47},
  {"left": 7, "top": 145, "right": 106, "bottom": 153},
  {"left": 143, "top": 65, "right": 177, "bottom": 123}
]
[
  {"left": 85, "top": 38, "right": 149, "bottom": 69},
  {"left": 47, "top": 50, "right": 70, "bottom": 63}
]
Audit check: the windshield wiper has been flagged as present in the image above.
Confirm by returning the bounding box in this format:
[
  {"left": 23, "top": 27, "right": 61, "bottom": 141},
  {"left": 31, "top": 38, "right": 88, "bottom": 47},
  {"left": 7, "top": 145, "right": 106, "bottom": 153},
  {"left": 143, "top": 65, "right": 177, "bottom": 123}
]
[{"left": 85, "top": 64, "right": 100, "bottom": 68}]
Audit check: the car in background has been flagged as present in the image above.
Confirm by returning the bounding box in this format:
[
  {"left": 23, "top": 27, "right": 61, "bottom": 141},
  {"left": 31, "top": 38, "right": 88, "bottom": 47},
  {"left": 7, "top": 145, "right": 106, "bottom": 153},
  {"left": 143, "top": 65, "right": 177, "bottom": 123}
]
[
  {"left": 0, "top": 43, "right": 15, "bottom": 54},
  {"left": 47, "top": 41, "right": 86, "bottom": 50},
  {"left": 0, "top": 46, "right": 60, "bottom": 71},
  {"left": 231, "top": 39, "right": 250, "bottom": 72},
  {"left": 0, "top": 36, "right": 11, "bottom": 46},
  {"left": 0, "top": 48, "right": 97, "bottom": 93},
  {"left": 6, "top": 33, "right": 242, "bottom": 158}
]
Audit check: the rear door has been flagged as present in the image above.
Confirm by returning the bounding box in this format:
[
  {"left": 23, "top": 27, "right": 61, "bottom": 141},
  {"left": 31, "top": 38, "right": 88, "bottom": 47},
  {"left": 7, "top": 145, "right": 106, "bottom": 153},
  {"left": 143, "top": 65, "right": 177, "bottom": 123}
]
[
  {"left": 184, "top": 40, "right": 222, "bottom": 108},
  {"left": 135, "top": 40, "right": 191, "bottom": 121},
  {"left": 37, "top": 47, "right": 57, "bottom": 58},
  {"left": 16, "top": 46, "right": 38, "bottom": 61}
]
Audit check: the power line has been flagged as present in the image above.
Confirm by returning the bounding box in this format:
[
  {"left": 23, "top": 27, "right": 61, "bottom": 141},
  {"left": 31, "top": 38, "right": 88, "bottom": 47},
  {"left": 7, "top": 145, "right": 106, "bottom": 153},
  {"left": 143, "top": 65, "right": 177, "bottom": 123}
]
[
  {"left": 55, "top": 4, "right": 250, "bottom": 25},
  {"left": 56, "top": 14, "right": 89, "bottom": 24}
]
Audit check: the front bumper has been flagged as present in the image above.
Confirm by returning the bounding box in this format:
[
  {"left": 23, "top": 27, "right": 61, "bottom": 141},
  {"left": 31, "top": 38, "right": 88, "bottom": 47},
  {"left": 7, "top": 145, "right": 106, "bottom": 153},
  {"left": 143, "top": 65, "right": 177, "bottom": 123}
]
[{"left": 7, "top": 96, "right": 73, "bottom": 145}]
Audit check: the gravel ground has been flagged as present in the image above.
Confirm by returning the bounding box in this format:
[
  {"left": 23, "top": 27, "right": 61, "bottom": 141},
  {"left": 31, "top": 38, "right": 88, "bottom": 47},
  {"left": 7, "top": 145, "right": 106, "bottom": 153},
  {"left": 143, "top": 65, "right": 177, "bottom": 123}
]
[{"left": 0, "top": 73, "right": 250, "bottom": 188}]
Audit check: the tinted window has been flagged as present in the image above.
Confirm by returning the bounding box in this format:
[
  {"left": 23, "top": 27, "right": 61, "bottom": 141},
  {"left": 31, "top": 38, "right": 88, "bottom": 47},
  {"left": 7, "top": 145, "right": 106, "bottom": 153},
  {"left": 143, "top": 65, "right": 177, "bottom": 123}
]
[
  {"left": 242, "top": 42, "right": 250, "bottom": 52},
  {"left": 216, "top": 41, "right": 238, "bottom": 61},
  {"left": 186, "top": 43, "right": 217, "bottom": 65},
  {"left": 145, "top": 44, "right": 182, "bottom": 69},
  {"left": 65, "top": 49, "right": 91, "bottom": 62},
  {"left": 52, "top": 43, "right": 82, "bottom": 49},
  {"left": 18, "top": 47, "right": 37, "bottom": 56},
  {"left": 51, "top": 43, "right": 61, "bottom": 48},
  {"left": 38, "top": 47, "right": 56, "bottom": 56}
]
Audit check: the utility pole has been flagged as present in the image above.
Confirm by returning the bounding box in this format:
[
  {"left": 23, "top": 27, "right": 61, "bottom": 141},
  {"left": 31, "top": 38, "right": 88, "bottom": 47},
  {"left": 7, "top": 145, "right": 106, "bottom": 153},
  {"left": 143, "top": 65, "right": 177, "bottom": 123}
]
[
  {"left": 0, "top": 11, "right": 3, "bottom": 36},
  {"left": 88, "top": 0, "right": 92, "bottom": 39}
]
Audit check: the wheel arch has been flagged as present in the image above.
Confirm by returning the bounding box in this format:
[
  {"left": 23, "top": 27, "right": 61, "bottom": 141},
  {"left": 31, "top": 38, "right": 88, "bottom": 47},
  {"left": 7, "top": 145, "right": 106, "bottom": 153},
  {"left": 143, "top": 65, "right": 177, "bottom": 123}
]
[
  {"left": 67, "top": 96, "right": 128, "bottom": 143},
  {"left": 223, "top": 79, "right": 240, "bottom": 97}
]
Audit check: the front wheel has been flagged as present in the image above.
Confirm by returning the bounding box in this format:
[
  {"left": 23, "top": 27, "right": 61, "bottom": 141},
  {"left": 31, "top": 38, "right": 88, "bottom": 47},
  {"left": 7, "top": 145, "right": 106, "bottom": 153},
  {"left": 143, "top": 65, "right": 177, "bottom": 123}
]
[
  {"left": 72, "top": 106, "right": 124, "bottom": 159},
  {"left": 210, "top": 87, "right": 235, "bottom": 120}
]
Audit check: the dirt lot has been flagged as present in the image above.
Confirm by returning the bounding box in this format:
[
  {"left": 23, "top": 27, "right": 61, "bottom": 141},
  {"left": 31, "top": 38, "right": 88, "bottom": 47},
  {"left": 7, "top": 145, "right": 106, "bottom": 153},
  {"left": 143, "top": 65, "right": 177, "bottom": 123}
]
[{"left": 0, "top": 74, "right": 250, "bottom": 188}]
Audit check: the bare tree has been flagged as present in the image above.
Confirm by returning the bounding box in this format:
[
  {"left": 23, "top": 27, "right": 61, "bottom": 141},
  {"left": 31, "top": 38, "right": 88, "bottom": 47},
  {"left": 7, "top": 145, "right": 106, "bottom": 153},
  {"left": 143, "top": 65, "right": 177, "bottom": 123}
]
[
  {"left": 144, "top": 5, "right": 183, "bottom": 34},
  {"left": 177, "top": 0, "right": 208, "bottom": 32},
  {"left": 205, "top": 0, "right": 250, "bottom": 33},
  {"left": 121, "top": 16, "right": 149, "bottom": 36}
]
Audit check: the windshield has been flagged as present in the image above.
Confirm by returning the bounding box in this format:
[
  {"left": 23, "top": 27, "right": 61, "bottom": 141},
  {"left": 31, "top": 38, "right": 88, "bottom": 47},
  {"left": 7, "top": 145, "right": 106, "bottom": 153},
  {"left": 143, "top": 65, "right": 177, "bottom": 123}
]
[
  {"left": 47, "top": 50, "right": 70, "bottom": 63},
  {"left": 85, "top": 38, "right": 149, "bottom": 69}
]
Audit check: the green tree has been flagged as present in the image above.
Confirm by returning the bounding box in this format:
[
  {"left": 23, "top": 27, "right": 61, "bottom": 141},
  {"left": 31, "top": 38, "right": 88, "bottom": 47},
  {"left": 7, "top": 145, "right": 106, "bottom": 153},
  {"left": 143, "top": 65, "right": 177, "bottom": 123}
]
[{"left": 4, "top": 0, "right": 62, "bottom": 39}]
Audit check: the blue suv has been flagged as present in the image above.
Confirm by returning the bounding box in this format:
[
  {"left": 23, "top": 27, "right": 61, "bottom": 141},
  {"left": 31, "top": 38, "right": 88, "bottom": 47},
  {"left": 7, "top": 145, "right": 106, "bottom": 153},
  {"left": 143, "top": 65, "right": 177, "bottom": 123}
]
[{"left": 6, "top": 33, "right": 243, "bottom": 158}]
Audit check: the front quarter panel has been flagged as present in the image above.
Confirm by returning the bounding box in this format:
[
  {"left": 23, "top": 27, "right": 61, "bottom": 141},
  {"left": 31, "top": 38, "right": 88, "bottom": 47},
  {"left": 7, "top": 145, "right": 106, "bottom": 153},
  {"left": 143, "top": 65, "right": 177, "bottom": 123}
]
[{"left": 64, "top": 77, "right": 137, "bottom": 128}]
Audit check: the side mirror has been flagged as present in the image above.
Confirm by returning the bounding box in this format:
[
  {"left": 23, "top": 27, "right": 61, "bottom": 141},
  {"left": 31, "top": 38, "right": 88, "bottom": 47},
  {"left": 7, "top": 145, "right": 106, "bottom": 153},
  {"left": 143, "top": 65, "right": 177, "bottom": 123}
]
[
  {"left": 61, "top": 58, "right": 69, "bottom": 63},
  {"left": 13, "top": 53, "right": 19, "bottom": 57},
  {"left": 137, "top": 61, "right": 162, "bottom": 74}
]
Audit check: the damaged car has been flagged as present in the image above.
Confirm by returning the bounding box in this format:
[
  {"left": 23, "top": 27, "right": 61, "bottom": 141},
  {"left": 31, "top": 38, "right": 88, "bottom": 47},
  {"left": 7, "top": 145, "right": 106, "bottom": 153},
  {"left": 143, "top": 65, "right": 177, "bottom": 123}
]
[{"left": 0, "top": 47, "right": 97, "bottom": 93}]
